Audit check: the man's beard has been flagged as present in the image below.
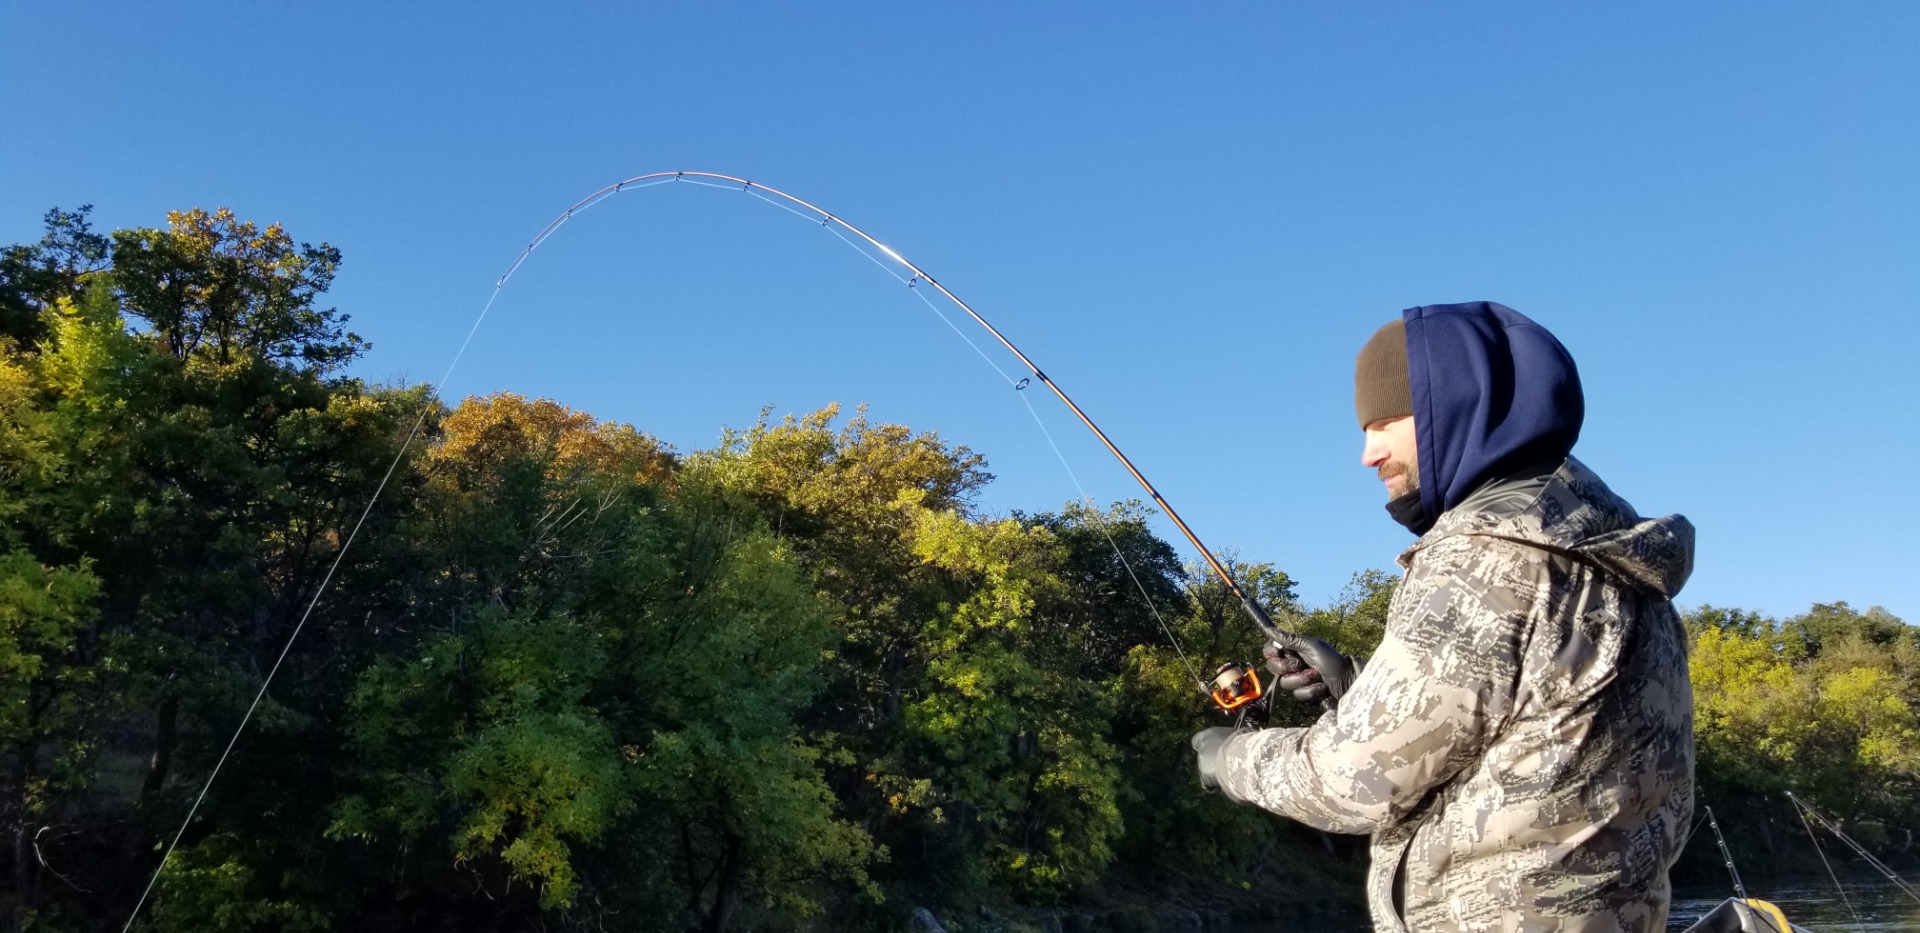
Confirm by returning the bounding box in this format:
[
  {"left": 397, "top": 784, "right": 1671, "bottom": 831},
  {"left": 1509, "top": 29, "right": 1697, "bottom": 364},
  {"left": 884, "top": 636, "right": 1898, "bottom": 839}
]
[{"left": 1379, "top": 459, "right": 1419, "bottom": 499}]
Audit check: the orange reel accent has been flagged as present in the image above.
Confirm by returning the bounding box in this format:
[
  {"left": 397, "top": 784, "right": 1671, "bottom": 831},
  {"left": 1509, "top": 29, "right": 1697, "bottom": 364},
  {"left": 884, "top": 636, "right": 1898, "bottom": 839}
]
[{"left": 1210, "top": 662, "right": 1264, "bottom": 711}]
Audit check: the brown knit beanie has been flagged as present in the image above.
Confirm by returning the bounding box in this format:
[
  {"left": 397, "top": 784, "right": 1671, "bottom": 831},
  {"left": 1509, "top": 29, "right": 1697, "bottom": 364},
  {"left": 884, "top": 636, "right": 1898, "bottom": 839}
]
[{"left": 1354, "top": 317, "right": 1412, "bottom": 427}]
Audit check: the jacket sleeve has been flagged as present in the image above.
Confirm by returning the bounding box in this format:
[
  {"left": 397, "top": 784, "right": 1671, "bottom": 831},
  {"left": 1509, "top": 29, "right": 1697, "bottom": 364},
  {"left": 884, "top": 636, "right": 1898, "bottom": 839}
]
[{"left": 1215, "top": 535, "right": 1529, "bottom": 834}]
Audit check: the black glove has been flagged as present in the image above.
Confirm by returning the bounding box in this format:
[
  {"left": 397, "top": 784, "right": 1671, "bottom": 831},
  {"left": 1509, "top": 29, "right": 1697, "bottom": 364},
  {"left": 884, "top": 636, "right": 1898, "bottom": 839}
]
[
  {"left": 1263, "top": 632, "right": 1358, "bottom": 705},
  {"left": 1190, "top": 727, "right": 1236, "bottom": 791}
]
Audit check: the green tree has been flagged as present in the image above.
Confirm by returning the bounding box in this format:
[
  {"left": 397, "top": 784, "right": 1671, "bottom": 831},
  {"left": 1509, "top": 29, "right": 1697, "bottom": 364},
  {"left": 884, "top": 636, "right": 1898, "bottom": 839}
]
[
  {"left": 0, "top": 550, "right": 102, "bottom": 927},
  {"left": 1689, "top": 624, "right": 1812, "bottom": 795},
  {"left": 1308, "top": 568, "right": 1394, "bottom": 657},
  {"left": 1017, "top": 501, "right": 1186, "bottom": 674},
  {"left": 1684, "top": 604, "right": 1779, "bottom": 642},
  {"left": 330, "top": 397, "right": 877, "bottom": 932},
  {"left": 0, "top": 206, "right": 109, "bottom": 348},
  {"left": 899, "top": 509, "right": 1123, "bottom": 897},
  {"left": 1683, "top": 605, "right": 1920, "bottom": 875},
  {"left": 111, "top": 208, "right": 365, "bottom": 372},
  {"left": 0, "top": 207, "right": 420, "bottom": 929},
  {"left": 1785, "top": 601, "right": 1915, "bottom": 657}
]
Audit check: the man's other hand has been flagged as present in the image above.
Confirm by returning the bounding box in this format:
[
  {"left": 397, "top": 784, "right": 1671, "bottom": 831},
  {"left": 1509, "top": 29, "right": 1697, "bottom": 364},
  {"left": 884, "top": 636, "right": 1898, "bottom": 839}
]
[{"left": 1191, "top": 727, "right": 1235, "bottom": 791}]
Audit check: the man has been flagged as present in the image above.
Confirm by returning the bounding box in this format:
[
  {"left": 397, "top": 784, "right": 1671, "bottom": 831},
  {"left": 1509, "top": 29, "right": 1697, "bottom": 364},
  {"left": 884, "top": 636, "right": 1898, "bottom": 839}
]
[{"left": 1192, "top": 302, "right": 1695, "bottom": 932}]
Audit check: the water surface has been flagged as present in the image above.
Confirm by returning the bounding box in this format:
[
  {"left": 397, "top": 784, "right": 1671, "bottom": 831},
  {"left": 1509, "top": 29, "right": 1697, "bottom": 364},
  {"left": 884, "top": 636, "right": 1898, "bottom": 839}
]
[
  {"left": 1667, "top": 877, "right": 1920, "bottom": 931},
  {"left": 1221, "top": 876, "right": 1920, "bottom": 931}
]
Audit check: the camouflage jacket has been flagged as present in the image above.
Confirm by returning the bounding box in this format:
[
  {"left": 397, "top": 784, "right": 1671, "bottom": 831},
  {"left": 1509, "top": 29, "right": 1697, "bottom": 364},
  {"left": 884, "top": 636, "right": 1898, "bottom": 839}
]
[{"left": 1218, "top": 458, "right": 1695, "bottom": 932}]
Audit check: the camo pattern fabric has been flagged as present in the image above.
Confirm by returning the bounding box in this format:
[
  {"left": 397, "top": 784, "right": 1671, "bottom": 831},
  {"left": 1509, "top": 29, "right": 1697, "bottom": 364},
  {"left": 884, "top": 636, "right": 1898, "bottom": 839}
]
[{"left": 1218, "top": 458, "right": 1695, "bottom": 932}]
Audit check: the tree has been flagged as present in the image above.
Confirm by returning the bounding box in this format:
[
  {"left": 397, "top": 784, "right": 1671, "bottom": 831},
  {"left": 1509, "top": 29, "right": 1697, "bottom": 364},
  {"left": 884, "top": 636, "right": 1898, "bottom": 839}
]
[
  {"left": 1784, "top": 601, "right": 1914, "bottom": 656},
  {"left": 111, "top": 208, "right": 365, "bottom": 372},
  {"left": 897, "top": 510, "right": 1124, "bottom": 897},
  {"left": 1017, "top": 501, "right": 1186, "bottom": 674},
  {"left": 1688, "top": 624, "right": 1812, "bottom": 796},
  {"left": 1684, "top": 604, "right": 1778, "bottom": 641},
  {"left": 0, "top": 208, "right": 421, "bottom": 929},
  {"left": 329, "top": 396, "right": 877, "bottom": 932},
  {"left": 0, "top": 550, "right": 101, "bottom": 928},
  {"left": 1682, "top": 606, "right": 1920, "bottom": 877},
  {"left": 1299, "top": 568, "right": 1397, "bottom": 659},
  {"left": 0, "top": 206, "right": 109, "bottom": 347}
]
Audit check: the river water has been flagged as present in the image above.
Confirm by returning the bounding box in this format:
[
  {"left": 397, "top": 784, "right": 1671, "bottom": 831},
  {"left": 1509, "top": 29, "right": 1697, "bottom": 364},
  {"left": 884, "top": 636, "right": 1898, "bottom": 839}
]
[
  {"left": 1667, "top": 877, "right": 1920, "bottom": 931},
  {"left": 1223, "top": 877, "right": 1920, "bottom": 931}
]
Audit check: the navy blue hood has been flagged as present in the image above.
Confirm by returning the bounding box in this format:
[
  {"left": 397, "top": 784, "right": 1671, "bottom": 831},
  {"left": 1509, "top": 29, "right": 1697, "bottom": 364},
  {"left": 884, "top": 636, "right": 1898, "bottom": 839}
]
[{"left": 1404, "top": 302, "right": 1584, "bottom": 533}]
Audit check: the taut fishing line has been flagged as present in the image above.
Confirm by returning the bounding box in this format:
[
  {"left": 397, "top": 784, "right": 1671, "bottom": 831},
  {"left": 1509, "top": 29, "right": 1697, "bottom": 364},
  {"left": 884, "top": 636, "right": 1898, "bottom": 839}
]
[{"left": 124, "top": 170, "right": 1253, "bottom": 928}]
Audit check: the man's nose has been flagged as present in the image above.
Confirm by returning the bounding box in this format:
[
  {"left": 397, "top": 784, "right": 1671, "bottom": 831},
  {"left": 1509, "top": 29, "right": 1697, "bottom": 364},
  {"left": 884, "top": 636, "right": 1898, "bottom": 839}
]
[{"left": 1361, "top": 437, "right": 1386, "bottom": 468}]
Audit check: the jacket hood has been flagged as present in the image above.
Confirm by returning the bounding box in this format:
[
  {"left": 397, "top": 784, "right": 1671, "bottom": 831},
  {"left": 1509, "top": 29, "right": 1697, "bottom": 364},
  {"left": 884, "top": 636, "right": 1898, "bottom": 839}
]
[
  {"left": 1409, "top": 458, "right": 1695, "bottom": 598},
  {"left": 1404, "top": 302, "right": 1584, "bottom": 533}
]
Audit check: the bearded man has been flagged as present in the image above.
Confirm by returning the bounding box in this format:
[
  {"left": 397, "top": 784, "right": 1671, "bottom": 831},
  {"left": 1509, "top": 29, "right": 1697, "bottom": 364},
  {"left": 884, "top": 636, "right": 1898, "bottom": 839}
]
[{"left": 1193, "top": 301, "right": 1695, "bottom": 932}]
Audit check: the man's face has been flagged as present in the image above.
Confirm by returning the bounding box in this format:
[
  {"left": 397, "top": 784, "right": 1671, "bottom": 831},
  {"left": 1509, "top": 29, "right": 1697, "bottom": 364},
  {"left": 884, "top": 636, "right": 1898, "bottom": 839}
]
[{"left": 1361, "top": 415, "right": 1419, "bottom": 500}]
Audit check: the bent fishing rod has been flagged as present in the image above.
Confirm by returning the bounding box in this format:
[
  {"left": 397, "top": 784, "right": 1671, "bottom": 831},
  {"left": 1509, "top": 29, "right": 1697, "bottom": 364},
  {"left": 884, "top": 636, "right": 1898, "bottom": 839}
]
[
  {"left": 633, "top": 173, "right": 1292, "bottom": 707},
  {"left": 504, "top": 172, "right": 1291, "bottom": 710},
  {"left": 125, "top": 167, "right": 1286, "bottom": 930}
]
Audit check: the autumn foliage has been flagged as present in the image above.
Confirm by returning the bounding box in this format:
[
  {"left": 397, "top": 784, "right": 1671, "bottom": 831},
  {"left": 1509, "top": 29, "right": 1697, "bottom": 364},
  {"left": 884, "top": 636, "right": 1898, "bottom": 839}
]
[{"left": 0, "top": 208, "right": 1912, "bottom": 931}]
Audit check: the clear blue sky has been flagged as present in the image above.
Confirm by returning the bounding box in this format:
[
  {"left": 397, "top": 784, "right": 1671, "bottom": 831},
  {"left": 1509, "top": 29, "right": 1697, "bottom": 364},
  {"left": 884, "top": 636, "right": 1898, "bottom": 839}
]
[{"left": 5, "top": 3, "right": 1915, "bottom": 622}]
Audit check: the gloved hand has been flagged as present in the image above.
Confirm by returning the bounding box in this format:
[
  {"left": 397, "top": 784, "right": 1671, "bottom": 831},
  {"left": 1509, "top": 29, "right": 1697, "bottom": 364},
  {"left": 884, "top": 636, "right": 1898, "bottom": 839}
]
[
  {"left": 1263, "top": 632, "right": 1358, "bottom": 705},
  {"left": 1190, "top": 727, "right": 1236, "bottom": 791}
]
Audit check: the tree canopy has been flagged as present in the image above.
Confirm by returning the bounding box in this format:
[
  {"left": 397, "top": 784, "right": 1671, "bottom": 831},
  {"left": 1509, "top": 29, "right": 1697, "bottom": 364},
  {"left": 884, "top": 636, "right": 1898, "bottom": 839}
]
[{"left": 0, "top": 206, "right": 1912, "bottom": 931}]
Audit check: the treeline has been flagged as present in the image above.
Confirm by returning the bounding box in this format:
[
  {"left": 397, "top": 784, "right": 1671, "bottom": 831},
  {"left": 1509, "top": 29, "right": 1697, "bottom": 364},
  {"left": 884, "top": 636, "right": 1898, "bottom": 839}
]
[
  {"left": 1674, "top": 602, "right": 1920, "bottom": 882},
  {"left": 0, "top": 207, "right": 1911, "bottom": 931}
]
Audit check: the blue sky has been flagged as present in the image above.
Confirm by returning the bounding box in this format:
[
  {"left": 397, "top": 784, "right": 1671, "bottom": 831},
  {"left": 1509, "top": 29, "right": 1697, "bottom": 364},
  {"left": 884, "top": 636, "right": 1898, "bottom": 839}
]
[{"left": 5, "top": 3, "right": 1915, "bottom": 622}]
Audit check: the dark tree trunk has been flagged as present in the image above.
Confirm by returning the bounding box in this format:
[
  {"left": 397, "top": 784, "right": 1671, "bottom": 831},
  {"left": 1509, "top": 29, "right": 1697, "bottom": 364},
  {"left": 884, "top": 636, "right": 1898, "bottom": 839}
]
[
  {"left": 114, "top": 694, "right": 181, "bottom": 902},
  {"left": 1757, "top": 798, "right": 1778, "bottom": 859},
  {"left": 11, "top": 746, "right": 35, "bottom": 933},
  {"left": 682, "top": 822, "right": 705, "bottom": 925},
  {"left": 703, "top": 836, "right": 745, "bottom": 933},
  {"left": 139, "top": 695, "right": 179, "bottom": 813}
]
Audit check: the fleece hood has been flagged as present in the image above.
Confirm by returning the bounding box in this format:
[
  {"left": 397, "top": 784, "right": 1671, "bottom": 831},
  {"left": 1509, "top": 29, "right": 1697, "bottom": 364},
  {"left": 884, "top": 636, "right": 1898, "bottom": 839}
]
[{"left": 1403, "top": 302, "right": 1584, "bottom": 533}]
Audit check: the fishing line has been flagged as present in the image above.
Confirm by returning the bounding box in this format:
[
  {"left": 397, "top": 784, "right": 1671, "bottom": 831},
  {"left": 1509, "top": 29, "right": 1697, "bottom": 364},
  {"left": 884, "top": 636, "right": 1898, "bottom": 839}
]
[
  {"left": 124, "top": 170, "right": 1233, "bottom": 927},
  {"left": 1791, "top": 794, "right": 1865, "bottom": 933},
  {"left": 121, "top": 260, "right": 513, "bottom": 933},
  {"left": 1677, "top": 810, "right": 1711, "bottom": 856},
  {"left": 789, "top": 198, "right": 1207, "bottom": 688},
  {"left": 730, "top": 181, "right": 1206, "bottom": 688},
  {"left": 814, "top": 209, "right": 1023, "bottom": 386},
  {"left": 1788, "top": 792, "right": 1920, "bottom": 907},
  {"left": 1011, "top": 390, "right": 1207, "bottom": 691},
  {"left": 671, "top": 174, "right": 1206, "bottom": 691}
]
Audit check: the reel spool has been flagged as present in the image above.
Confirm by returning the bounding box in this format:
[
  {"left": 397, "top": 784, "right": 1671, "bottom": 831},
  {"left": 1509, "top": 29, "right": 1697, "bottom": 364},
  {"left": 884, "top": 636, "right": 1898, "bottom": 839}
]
[{"left": 1210, "top": 661, "right": 1264, "bottom": 711}]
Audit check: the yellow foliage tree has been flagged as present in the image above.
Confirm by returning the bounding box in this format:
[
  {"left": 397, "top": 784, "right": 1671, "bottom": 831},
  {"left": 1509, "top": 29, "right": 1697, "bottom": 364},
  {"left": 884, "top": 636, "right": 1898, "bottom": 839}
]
[{"left": 430, "top": 391, "right": 675, "bottom": 490}]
